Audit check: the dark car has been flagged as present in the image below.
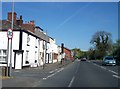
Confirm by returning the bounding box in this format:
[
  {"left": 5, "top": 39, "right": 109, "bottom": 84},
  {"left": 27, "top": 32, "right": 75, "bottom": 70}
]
[
  {"left": 81, "top": 58, "right": 87, "bottom": 61},
  {"left": 102, "top": 56, "right": 116, "bottom": 66}
]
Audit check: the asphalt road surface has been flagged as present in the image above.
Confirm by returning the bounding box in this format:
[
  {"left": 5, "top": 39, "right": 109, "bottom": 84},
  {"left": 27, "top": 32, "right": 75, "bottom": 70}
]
[{"left": 32, "top": 60, "right": 120, "bottom": 87}]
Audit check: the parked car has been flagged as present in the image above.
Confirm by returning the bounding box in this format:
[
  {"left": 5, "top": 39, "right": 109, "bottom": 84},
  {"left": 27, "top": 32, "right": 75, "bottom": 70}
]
[
  {"left": 81, "top": 57, "right": 87, "bottom": 61},
  {"left": 102, "top": 56, "right": 116, "bottom": 66}
]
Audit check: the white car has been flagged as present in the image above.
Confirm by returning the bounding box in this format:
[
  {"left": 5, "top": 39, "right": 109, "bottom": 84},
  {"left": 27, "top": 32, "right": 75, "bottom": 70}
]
[{"left": 102, "top": 56, "right": 116, "bottom": 66}]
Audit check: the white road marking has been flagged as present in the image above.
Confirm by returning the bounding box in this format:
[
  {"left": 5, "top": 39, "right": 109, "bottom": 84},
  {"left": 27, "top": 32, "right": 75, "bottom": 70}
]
[
  {"left": 49, "top": 69, "right": 58, "bottom": 73},
  {"left": 93, "top": 63, "right": 99, "bottom": 66},
  {"left": 55, "top": 69, "right": 58, "bottom": 71},
  {"left": 75, "top": 62, "right": 80, "bottom": 74},
  {"left": 49, "top": 70, "right": 54, "bottom": 73},
  {"left": 100, "top": 66, "right": 106, "bottom": 70},
  {"left": 113, "top": 75, "right": 120, "bottom": 79},
  {"left": 47, "top": 73, "right": 55, "bottom": 78},
  {"left": 88, "top": 61, "right": 90, "bottom": 62},
  {"left": 14, "top": 71, "right": 19, "bottom": 72},
  {"left": 108, "top": 70, "right": 118, "bottom": 75},
  {"left": 68, "top": 76, "right": 75, "bottom": 87},
  {"left": 43, "top": 68, "right": 64, "bottom": 80},
  {"left": 57, "top": 68, "right": 64, "bottom": 73},
  {"left": 43, "top": 78, "right": 47, "bottom": 80},
  {"left": 93, "top": 63, "right": 118, "bottom": 75}
]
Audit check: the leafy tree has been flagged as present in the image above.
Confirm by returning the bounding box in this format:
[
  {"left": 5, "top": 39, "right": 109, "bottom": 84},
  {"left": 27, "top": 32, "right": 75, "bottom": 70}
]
[
  {"left": 90, "top": 31, "right": 112, "bottom": 58},
  {"left": 112, "top": 39, "right": 120, "bottom": 62},
  {"left": 88, "top": 47, "right": 96, "bottom": 60},
  {"left": 72, "top": 48, "right": 87, "bottom": 59}
]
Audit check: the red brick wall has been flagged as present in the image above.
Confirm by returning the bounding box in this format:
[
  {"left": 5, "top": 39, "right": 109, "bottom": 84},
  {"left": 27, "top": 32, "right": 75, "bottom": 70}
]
[
  {"left": 22, "top": 23, "right": 35, "bottom": 33},
  {"left": 8, "top": 12, "right": 17, "bottom": 25},
  {"left": 63, "top": 48, "right": 72, "bottom": 60}
]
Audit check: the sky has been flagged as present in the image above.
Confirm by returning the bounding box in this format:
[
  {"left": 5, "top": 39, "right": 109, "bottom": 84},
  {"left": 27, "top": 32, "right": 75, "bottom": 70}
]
[{"left": 2, "top": 2, "right": 118, "bottom": 51}]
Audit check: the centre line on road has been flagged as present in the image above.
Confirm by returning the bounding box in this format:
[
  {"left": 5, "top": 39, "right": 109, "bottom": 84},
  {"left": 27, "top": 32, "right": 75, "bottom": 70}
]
[
  {"left": 113, "top": 75, "right": 120, "bottom": 79},
  {"left": 75, "top": 62, "right": 80, "bottom": 74},
  {"left": 68, "top": 76, "right": 75, "bottom": 87}
]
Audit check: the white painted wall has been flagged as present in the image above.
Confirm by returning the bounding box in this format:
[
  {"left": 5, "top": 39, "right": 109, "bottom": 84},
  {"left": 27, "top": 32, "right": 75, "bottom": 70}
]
[
  {"left": 47, "top": 38, "right": 59, "bottom": 63},
  {"left": 0, "top": 30, "right": 58, "bottom": 69},
  {"left": 22, "top": 32, "right": 39, "bottom": 67},
  {"left": 0, "top": 31, "right": 20, "bottom": 67}
]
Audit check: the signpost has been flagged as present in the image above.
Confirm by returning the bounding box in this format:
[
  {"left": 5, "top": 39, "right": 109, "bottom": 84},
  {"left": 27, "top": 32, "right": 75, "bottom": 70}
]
[
  {"left": 6, "top": 0, "right": 14, "bottom": 77},
  {"left": 6, "top": 28, "right": 13, "bottom": 76},
  {"left": 7, "top": 28, "right": 13, "bottom": 39}
]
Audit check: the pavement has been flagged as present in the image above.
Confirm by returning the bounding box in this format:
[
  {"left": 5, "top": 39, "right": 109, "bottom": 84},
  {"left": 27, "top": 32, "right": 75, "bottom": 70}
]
[{"left": 1, "top": 59, "right": 73, "bottom": 87}]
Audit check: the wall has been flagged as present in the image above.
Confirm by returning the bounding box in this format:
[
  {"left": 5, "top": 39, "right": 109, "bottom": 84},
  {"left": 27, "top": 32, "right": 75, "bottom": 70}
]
[
  {"left": 0, "top": 31, "right": 20, "bottom": 67},
  {"left": 22, "top": 32, "right": 39, "bottom": 67},
  {"left": 64, "top": 48, "right": 72, "bottom": 60}
]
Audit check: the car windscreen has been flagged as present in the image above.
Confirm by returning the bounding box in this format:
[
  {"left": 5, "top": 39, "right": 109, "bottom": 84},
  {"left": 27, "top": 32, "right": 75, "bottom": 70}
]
[{"left": 105, "top": 57, "right": 114, "bottom": 60}]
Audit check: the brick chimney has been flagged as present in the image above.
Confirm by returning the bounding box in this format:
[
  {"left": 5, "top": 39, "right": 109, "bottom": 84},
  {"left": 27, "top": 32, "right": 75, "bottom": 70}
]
[
  {"left": 19, "top": 15, "right": 23, "bottom": 26},
  {"left": 8, "top": 12, "right": 17, "bottom": 25}
]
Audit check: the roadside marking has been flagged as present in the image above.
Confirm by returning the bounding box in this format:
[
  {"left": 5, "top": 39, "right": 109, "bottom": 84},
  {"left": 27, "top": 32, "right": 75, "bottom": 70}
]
[
  {"left": 93, "top": 63, "right": 101, "bottom": 68},
  {"left": 68, "top": 76, "right": 75, "bottom": 87},
  {"left": 14, "top": 70, "right": 19, "bottom": 72},
  {"left": 43, "top": 78, "right": 47, "bottom": 80},
  {"left": 49, "top": 69, "right": 58, "bottom": 73},
  {"left": 49, "top": 70, "right": 54, "bottom": 73},
  {"left": 57, "top": 68, "right": 64, "bottom": 73},
  {"left": 43, "top": 68, "right": 64, "bottom": 80},
  {"left": 93, "top": 63, "right": 106, "bottom": 70},
  {"left": 109, "top": 70, "right": 118, "bottom": 75},
  {"left": 47, "top": 73, "right": 55, "bottom": 78},
  {"left": 93, "top": 63, "right": 118, "bottom": 75},
  {"left": 100, "top": 66, "right": 106, "bottom": 70},
  {"left": 113, "top": 75, "right": 120, "bottom": 79},
  {"left": 55, "top": 69, "right": 58, "bottom": 71},
  {"left": 88, "top": 61, "right": 90, "bottom": 62}
]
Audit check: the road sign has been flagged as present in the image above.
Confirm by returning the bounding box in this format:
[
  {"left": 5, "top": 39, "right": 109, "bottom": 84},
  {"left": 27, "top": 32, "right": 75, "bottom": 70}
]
[{"left": 7, "top": 28, "right": 13, "bottom": 39}]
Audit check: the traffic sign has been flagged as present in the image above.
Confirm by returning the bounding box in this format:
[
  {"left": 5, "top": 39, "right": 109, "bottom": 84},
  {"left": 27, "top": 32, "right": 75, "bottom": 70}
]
[{"left": 7, "top": 28, "right": 13, "bottom": 39}]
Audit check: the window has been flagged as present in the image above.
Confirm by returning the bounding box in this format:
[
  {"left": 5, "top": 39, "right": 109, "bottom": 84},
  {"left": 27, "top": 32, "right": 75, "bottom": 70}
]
[
  {"left": 35, "top": 38, "right": 38, "bottom": 48},
  {"left": 27, "top": 34, "right": 30, "bottom": 46},
  {"left": 3, "top": 50, "right": 7, "bottom": 55},
  {"left": 25, "top": 50, "right": 29, "bottom": 64},
  {"left": 0, "top": 49, "right": 7, "bottom": 62}
]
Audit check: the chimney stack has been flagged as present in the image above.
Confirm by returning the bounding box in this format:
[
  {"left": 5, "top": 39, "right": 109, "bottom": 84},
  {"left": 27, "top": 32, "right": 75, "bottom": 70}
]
[
  {"left": 20, "top": 15, "right": 22, "bottom": 20},
  {"left": 8, "top": 12, "right": 17, "bottom": 25},
  {"left": 19, "top": 15, "right": 23, "bottom": 26}
]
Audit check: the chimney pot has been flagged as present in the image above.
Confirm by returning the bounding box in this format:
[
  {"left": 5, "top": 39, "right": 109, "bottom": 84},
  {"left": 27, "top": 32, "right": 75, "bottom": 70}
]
[{"left": 7, "top": 12, "right": 17, "bottom": 25}]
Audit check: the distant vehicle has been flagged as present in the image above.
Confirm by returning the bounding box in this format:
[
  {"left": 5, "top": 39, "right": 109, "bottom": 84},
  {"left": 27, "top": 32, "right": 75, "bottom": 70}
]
[
  {"left": 102, "top": 56, "right": 116, "bottom": 66},
  {"left": 81, "top": 57, "right": 87, "bottom": 61}
]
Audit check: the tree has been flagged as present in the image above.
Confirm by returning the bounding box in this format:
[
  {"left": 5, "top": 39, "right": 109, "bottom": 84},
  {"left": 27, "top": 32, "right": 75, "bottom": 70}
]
[
  {"left": 112, "top": 39, "right": 120, "bottom": 62},
  {"left": 88, "top": 47, "right": 96, "bottom": 60},
  {"left": 72, "top": 48, "right": 86, "bottom": 59},
  {"left": 90, "top": 31, "right": 112, "bottom": 58}
]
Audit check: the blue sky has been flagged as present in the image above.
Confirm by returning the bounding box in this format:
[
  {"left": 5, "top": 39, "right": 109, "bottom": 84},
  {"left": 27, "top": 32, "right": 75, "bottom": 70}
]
[{"left": 2, "top": 2, "right": 118, "bottom": 51}]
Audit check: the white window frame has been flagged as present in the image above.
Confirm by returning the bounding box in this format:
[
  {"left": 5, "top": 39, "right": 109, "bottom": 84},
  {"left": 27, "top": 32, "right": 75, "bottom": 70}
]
[{"left": 0, "top": 49, "right": 7, "bottom": 63}]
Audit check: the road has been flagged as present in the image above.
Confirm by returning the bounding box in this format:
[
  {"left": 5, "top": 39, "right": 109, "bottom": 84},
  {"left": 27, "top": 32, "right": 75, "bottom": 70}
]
[
  {"left": 2, "top": 60, "right": 120, "bottom": 88},
  {"left": 31, "top": 60, "right": 119, "bottom": 87}
]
